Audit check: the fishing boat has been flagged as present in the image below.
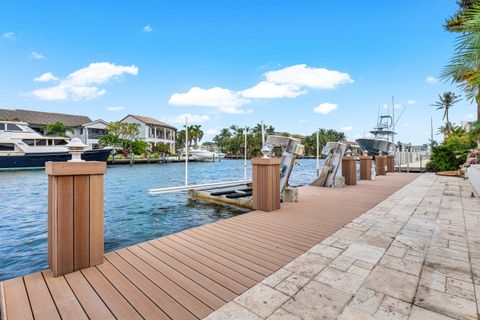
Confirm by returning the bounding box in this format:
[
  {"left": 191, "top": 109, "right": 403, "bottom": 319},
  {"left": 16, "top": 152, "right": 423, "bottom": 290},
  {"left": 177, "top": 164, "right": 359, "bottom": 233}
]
[
  {"left": 0, "top": 121, "right": 111, "bottom": 169},
  {"left": 356, "top": 115, "right": 397, "bottom": 155}
]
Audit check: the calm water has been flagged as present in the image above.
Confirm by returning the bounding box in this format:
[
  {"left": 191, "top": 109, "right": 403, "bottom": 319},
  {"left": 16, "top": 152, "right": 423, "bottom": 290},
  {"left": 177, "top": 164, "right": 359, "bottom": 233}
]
[{"left": 0, "top": 159, "right": 320, "bottom": 281}]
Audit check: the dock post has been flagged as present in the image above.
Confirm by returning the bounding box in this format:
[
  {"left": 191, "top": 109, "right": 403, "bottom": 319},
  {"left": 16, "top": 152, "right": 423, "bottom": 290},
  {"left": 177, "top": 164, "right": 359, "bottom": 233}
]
[
  {"left": 46, "top": 161, "right": 106, "bottom": 277},
  {"left": 341, "top": 156, "right": 357, "bottom": 185},
  {"left": 386, "top": 155, "right": 395, "bottom": 173},
  {"left": 360, "top": 156, "right": 373, "bottom": 180},
  {"left": 375, "top": 155, "right": 386, "bottom": 175},
  {"left": 252, "top": 158, "right": 281, "bottom": 212}
]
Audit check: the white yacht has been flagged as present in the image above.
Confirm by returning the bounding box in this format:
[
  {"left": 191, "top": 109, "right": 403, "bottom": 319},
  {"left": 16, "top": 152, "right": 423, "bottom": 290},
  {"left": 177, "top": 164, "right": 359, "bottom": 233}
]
[
  {"left": 183, "top": 148, "right": 225, "bottom": 161},
  {"left": 0, "top": 121, "right": 111, "bottom": 169}
]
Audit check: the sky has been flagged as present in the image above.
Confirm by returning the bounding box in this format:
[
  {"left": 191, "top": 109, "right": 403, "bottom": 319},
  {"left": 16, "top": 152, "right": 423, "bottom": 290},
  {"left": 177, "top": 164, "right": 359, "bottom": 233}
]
[{"left": 0, "top": 0, "right": 476, "bottom": 144}]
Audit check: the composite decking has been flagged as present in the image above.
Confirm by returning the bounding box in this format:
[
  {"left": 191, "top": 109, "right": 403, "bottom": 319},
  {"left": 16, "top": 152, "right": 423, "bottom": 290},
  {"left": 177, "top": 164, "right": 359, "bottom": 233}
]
[{"left": 0, "top": 173, "right": 419, "bottom": 320}]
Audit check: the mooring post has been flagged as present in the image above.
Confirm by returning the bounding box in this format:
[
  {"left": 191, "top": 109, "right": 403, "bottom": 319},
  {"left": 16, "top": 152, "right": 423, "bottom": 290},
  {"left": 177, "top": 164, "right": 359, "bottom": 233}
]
[
  {"left": 341, "top": 156, "right": 357, "bottom": 185},
  {"left": 360, "top": 156, "right": 373, "bottom": 180},
  {"left": 46, "top": 161, "right": 106, "bottom": 277},
  {"left": 375, "top": 155, "right": 386, "bottom": 175},
  {"left": 251, "top": 158, "right": 281, "bottom": 212},
  {"left": 386, "top": 155, "right": 395, "bottom": 173}
]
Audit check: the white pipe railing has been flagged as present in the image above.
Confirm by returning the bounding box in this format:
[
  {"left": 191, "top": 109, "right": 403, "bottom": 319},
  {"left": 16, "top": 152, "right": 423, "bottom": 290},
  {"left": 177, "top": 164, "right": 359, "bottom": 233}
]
[
  {"left": 394, "top": 151, "right": 430, "bottom": 167},
  {"left": 149, "top": 179, "right": 252, "bottom": 195}
]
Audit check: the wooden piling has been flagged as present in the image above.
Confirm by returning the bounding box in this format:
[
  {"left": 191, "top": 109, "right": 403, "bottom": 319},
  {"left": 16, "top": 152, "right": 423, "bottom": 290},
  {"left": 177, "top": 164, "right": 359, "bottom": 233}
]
[
  {"left": 341, "top": 156, "right": 357, "bottom": 185},
  {"left": 386, "top": 155, "right": 395, "bottom": 173},
  {"left": 375, "top": 156, "right": 387, "bottom": 176},
  {"left": 251, "top": 158, "right": 281, "bottom": 212},
  {"left": 46, "top": 161, "right": 106, "bottom": 277},
  {"left": 360, "top": 156, "right": 373, "bottom": 180}
]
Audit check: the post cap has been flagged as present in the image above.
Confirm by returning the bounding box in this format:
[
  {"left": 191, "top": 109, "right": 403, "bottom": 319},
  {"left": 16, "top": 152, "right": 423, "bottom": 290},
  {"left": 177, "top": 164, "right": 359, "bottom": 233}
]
[
  {"left": 251, "top": 157, "right": 281, "bottom": 165},
  {"left": 46, "top": 161, "right": 106, "bottom": 176}
]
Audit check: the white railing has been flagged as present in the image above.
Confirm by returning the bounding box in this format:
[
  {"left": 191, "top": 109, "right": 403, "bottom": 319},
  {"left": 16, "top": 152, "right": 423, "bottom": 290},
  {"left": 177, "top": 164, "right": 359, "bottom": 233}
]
[{"left": 394, "top": 151, "right": 430, "bottom": 171}]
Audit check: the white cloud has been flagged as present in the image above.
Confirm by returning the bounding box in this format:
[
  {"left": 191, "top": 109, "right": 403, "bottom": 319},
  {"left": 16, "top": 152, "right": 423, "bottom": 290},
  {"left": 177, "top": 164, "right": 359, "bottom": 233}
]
[
  {"left": 29, "top": 51, "right": 45, "bottom": 60},
  {"left": 466, "top": 113, "right": 474, "bottom": 119},
  {"left": 3, "top": 32, "right": 15, "bottom": 40},
  {"left": 314, "top": 103, "right": 338, "bottom": 114},
  {"left": 169, "top": 64, "right": 353, "bottom": 114},
  {"left": 33, "top": 72, "right": 59, "bottom": 82},
  {"left": 241, "top": 81, "right": 306, "bottom": 99},
  {"left": 265, "top": 64, "right": 353, "bottom": 89},
  {"left": 340, "top": 126, "right": 353, "bottom": 131},
  {"left": 204, "top": 128, "right": 220, "bottom": 137},
  {"left": 31, "top": 62, "right": 138, "bottom": 101},
  {"left": 425, "top": 76, "right": 438, "bottom": 84},
  {"left": 106, "top": 106, "right": 125, "bottom": 112},
  {"left": 169, "top": 87, "right": 249, "bottom": 114},
  {"left": 407, "top": 99, "right": 417, "bottom": 105},
  {"left": 171, "top": 113, "right": 210, "bottom": 123},
  {"left": 143, "top": 24, "right": 153, "bottom": 33}
]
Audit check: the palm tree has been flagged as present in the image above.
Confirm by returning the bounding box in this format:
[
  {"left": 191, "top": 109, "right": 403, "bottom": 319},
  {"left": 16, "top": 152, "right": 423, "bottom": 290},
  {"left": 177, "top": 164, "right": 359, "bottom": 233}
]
[
  {"left": 468, "top": 120, "right": 480, "bottom": 144},
  {"left": 45, "top": 121, "right": 74, "bottom": 137},
  {"left": 442, "top": 4, "right": 480, "bottom": 121},
  {"left": 431, "top": 92, "right": 462, "bottom": 132},
  {"left": 190, "top": 125, "right": 204, "bottom": 147}
]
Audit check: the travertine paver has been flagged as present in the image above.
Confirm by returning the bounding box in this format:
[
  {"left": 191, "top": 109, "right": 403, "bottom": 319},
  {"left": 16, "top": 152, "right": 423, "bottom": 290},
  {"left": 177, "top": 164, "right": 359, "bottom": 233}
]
[{"left": 204, "top": 174, "right": 480, "bottom": 320}]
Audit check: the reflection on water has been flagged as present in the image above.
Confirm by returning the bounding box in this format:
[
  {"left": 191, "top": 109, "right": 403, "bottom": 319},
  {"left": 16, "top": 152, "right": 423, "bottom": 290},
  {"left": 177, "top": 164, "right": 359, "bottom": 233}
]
[{"left": 0, "top": 159, "right": 320, "bottom": 281}]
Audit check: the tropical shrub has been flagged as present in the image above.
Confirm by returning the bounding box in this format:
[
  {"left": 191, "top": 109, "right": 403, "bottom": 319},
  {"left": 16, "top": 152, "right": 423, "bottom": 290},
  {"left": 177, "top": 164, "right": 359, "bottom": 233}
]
[{"left": 427, "top": 128, "right": 477, "bottom": 171}]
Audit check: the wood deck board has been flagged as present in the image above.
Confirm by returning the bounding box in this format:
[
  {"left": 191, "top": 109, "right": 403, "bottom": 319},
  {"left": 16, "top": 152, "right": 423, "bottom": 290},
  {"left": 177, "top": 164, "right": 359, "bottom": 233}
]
[
  {"left": 81, "top": 266, "right": 143, "bottom": 320},
  {"left": 0, "top": 173, "right": 419, "bottom": 319},
  {"left": 154, "top": 237, "right": 258, "bottom": 287},
  {"left": 147, "top": 239, "right": 248, "bottom": 295},
  {"left": 64, "top": 271, "right": 115, "bottom": 320},
  {"left": 117, "top": 247, "right": 212, "bottom": 318},
  {"left": 24, "top": 272, "right": 61, "bottom": 320},
  {"left": 105, "top": 252, "right": 197, "bottom": 320},
  {"left": 42, "top": 270, "right": 88, "bottom": 320}
]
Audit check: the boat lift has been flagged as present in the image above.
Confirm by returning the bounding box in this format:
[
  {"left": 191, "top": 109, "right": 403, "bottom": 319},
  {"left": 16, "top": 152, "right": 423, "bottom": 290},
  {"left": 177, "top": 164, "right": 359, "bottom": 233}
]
[
  {"left": 149, "top": 133, "right": 305, "bottom": 209},
  {"left": 311, "top": 141, "right": 348, "bottom": 187}
]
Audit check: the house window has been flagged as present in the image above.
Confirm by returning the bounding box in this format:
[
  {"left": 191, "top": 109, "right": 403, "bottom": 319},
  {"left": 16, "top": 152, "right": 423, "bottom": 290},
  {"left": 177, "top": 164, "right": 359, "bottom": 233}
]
[{"left": 87, "top": 128, "right": 107, "bottom": 139}]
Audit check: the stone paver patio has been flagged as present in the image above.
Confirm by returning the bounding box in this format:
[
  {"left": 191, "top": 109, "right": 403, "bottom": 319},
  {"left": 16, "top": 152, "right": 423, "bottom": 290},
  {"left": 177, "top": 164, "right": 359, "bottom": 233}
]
[{"left": 205, "top": 174, "right": 480, "bottom": 320}]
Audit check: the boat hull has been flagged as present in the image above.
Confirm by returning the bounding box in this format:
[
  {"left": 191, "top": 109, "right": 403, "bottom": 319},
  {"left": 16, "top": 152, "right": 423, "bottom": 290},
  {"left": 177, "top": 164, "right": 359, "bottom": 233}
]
[
  {"left": 355, "top": 138, "right": 396, "bottom": 156},
  {"left": 0, "top": 149, "right": 111, "bottom": 169}
]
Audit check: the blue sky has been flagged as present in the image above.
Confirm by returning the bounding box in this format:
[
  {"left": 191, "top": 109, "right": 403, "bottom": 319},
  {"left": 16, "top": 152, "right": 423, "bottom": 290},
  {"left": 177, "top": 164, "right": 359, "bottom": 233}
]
[{"left": 0, "top": 0, "right": 476, "bottom": 144}]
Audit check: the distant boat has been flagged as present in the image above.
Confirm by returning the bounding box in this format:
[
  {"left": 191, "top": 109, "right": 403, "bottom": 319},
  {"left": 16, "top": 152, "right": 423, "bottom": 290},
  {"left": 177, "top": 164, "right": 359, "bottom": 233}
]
[
  {"left": 182, "top": 148, "right": 224, "bottom": 161},
  {"left": 0, "top": 121, "right": 111, "bottom": 169},
  {"left": 356, "top": 115, "right": 397, "bottom": 155}
]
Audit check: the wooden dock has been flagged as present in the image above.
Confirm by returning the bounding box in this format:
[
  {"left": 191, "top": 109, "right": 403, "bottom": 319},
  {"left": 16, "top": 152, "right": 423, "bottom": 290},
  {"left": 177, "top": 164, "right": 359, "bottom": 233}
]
[{"left": 0, "top": 173, "right": 419, "bottom": 320}]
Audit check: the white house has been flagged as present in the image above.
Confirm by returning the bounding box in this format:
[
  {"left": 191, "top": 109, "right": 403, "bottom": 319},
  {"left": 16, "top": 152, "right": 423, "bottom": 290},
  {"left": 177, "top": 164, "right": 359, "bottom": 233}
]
[
  {"left": 79, "top": 119, "right": 109, "bottom": 149},
  {"left": 120, "top": 115, "right": 176, "bottom": 153}
]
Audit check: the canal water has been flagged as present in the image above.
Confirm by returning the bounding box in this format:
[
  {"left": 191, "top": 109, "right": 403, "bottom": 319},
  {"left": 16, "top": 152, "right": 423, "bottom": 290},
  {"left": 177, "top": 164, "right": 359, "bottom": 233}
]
[{"left": 0, "top": 159, "right": 321, "bottom": 281}]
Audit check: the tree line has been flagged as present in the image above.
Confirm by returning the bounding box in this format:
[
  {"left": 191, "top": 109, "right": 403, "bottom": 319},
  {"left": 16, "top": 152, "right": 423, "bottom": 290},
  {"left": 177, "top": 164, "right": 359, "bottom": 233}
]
[{"left": 211, "top": 123, "right": 346, "bottom": 157}]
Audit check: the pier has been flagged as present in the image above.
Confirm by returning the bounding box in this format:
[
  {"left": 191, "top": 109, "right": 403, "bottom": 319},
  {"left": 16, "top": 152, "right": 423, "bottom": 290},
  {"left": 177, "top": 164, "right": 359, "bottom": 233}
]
[{"left": 0, "top": 173, "right": 420, "bottom": 319}]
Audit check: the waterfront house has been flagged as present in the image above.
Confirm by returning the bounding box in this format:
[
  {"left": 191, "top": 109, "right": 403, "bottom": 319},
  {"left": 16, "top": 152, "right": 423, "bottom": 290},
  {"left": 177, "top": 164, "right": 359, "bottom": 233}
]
[
  {"left": 120, "top": 115, "right": 177, "bottom": 153},
  {"left": 0, "top": 108, "right": 108, "bottom": 148}
]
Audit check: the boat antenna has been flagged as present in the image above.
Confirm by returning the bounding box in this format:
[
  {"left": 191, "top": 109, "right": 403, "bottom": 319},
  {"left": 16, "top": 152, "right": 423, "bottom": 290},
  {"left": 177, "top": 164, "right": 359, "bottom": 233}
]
[
  {"left": 393, "top": 106, "right": 406, "bottom": 128},
  {"left": 244, "top": 126, "right": 248, "bottom": 179},
  {"left": 261, "top": 120, "right": 265, "bottom": 145},
  {"left": 392, "top": 96, "right": 395, "bottom": 144},
  {"left": 185, "top": 116, "right": 189, "bottom": 186}
]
